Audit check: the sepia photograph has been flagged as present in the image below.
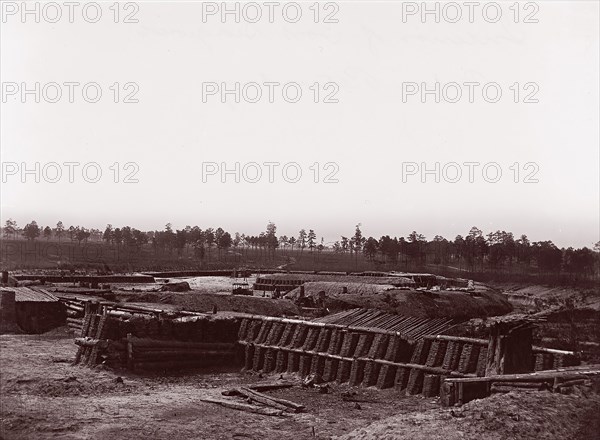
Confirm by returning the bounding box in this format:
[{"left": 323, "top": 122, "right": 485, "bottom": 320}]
[{"left": 1, "top": 1, "right": 599, "bottom": 439}]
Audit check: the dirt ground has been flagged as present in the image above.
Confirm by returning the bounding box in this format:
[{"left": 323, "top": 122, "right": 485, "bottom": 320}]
[
  {"left": 338, "top": 390, "right": 600, "bottom": 440},
  {"left": 2, "top": 328, "right": 599, "bottom": 440},
  {"left": 0, "top": 328, "right": 435, "bottom": 440}
]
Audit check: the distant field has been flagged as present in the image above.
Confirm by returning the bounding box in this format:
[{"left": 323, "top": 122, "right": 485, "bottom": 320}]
[
  {"left": 0, "top": 238, "right": 382, "bottom": 272},
  {"left": 1, "top": 239, "right": 597, "bottom": 288}
]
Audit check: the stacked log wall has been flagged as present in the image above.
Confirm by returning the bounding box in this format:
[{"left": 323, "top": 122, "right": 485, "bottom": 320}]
[{"left": 238, "top": 318, "right": 581, "bottom": 397}]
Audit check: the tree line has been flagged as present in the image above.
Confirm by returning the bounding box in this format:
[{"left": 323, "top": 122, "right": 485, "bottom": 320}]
[{"left": 2, "top": 218, "right": 598, "bottom": 278}]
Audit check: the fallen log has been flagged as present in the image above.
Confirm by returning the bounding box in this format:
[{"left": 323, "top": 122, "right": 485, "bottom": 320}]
[
  {"left": 132, "top": 359, "right": 229, "bottom": 370},
  {"left": 554, "top": 379, "right": 588, "bottom": 389},
  {"left": 199, "top": 397, "right": 284, "bottom": 416},
  {"left": 236, "top": 390, "right": 289, "bottom": 411},
  {"left": 492, "top": 381, "right": 548, "bottom": 389},
  {"left": 131, "top": 342, "right": 235, "bottom": 353},
  {"left": 133, "top": 350, "right": 235, "bottom": 361},
  {"left": 248, "top": 382, "right": 296, "bottom": 392},
  {"left": 239, "top": 387, "right": 305, "bottom": 412},
  {"left": 128, "top": 336, "right": 235, "bottom": 351}
]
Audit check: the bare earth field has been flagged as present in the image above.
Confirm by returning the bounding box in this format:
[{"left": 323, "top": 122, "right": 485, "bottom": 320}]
[
  {"left": 0, "top": 328, "right": 436, "bottom": 440},
  {"left": 1, "top": 328, "right": 599, "bottom": 440}
]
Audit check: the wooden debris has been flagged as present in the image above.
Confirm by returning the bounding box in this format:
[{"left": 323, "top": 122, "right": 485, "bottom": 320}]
[
  {"left": 199, "top": 397, "right": 284, "bottom": 416},
  {"left": 238, "top": 387, "right": 305, "bottom": 413}
]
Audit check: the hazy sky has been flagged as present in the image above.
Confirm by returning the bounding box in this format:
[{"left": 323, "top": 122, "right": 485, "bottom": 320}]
[{"left": 1, "top": 1, "right": 598, "bottom": 248}]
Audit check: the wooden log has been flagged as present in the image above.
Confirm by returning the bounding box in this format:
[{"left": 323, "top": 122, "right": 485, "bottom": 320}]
[
  {"left": 406, "top": 369, "right": 424, "bottom": 395},
  {"left": 349, "top": 360, "right": 366, "bottom": 386},
  {"left": 237, "top": 319, "right": 250, "bottom": 340},
  {"left": 237, "top": 341, "right": 469, "bottom": 378},
  {"left": 491, "top": 385, "right": 534, "bottom": 394},
  {"left": 133, "top": 350, "right": 235, "bottom": 360},
  {"left": 376, "top": 364, "right": 397, "bottom": 389},
  {"left": 554, "top": 379, "right": 588, "bottom": 389},
  {"left": 363, "top": 361, "right": 380, "bottom": 387},
  {"left": 291, "top": 325, "right": 309, "bottom": 348},
  {"left": 533, "top": 346, "right": 578, "bottom": 356},
  {"left": 65, "top": 304, "right": 84, "bottom": 312},
  {"left": 316, "top": 328, "right": 332, "bottom": 353},
  {"left": 445, "top": 369, "right": 600, "bottom": 384},
  {"left": 239, "top": 387, "right": 305, "bottom": 412},
  {"left": 287, "top": 353, "right": 300, "bottom": 373},
  {"left": 425, "top": 335, "right": 487, "bottom": 346},
  {"left": 238, "top": 392, "right": 289, "bottom": 411},
  {"left": 132, "top": 346, "right": 235, "bottom": 355},
  {"left": 278, "top": 323, "right": 295, "bottom": 347},
  {"left": 310, "top": 355, "right": 325, "bottom": 378},
  {"left": 354, "top": 333, "right": 374, "bottom": 358},
  {"left": 133, "top": 359, "right": 224, "bottom": 370},
  {"left": 248, "top": 382, "right": 296, "bottom": 392},
  {"left": 128, "top": 337, "right": 235, "bottom": 351},
  {"left": 262, "top": 349, "right": 276, "bottom": 373},
  {"left": 495, "top": 381, "right": 547, "bottom": 389},
  {"left": 275, "top": 350, "right": 288, "bottom": 373},
  {"left": 440, "top": 381, "right": 457, "bottom": 407},
  {"left": 422, "top": 374, "right": 441, "bottom": 397},
  {"left": 336, "top": 360, "right": 351, "bottom": 384},
  {"left": 106, "top": 310, "right": 134, "bottom": 319},
  {"left": 252, "top": 347, "right": 265, "bottom": 371},
  {"left": 410, "top": 339, "right": 432, "bottom": 364},
  {"left": 303, "top": 327, "right": 321, "bottom": 351},
  {"left": 131, "top": 343, "right": 237, "bottom": 352},
  {"left": 323, "top": 358, "right": 338, "bottom": 382},
  {"left": 199, "top": 397, "right": 284, "bottom": 416}
]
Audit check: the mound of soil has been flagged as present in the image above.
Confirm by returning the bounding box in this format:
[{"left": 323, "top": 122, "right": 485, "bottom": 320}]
[
  {"left": 114, "top": 291, "right": 299, "bottom": 317},
  {"left": 169, "top": 292, "right": 300, "bottom": 316},
  {"left": 160, "top": 281, "right": 191, "bottom": 292},
  {"left": 323, "top": 288, "right": 512, "bottom": 319},
  {"left": 337, "top": 391, "right": 600, "bottom": 440}
]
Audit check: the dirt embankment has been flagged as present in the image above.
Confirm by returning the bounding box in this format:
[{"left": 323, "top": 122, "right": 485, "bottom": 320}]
[
  {"left": 337, "top": 391, "right": 600, "bottom": 440},
  {"left": 323, "top": 289, "right": 512, "bottom": 319},
  {"left": 114, "top": 291, "right": 300, "bottom": 317},
  {"left": 490, "top": 283, "right": 600, "bottom": 313},
  {"left": 485, "top": 283, "right": 600, "bottom": 363}
]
